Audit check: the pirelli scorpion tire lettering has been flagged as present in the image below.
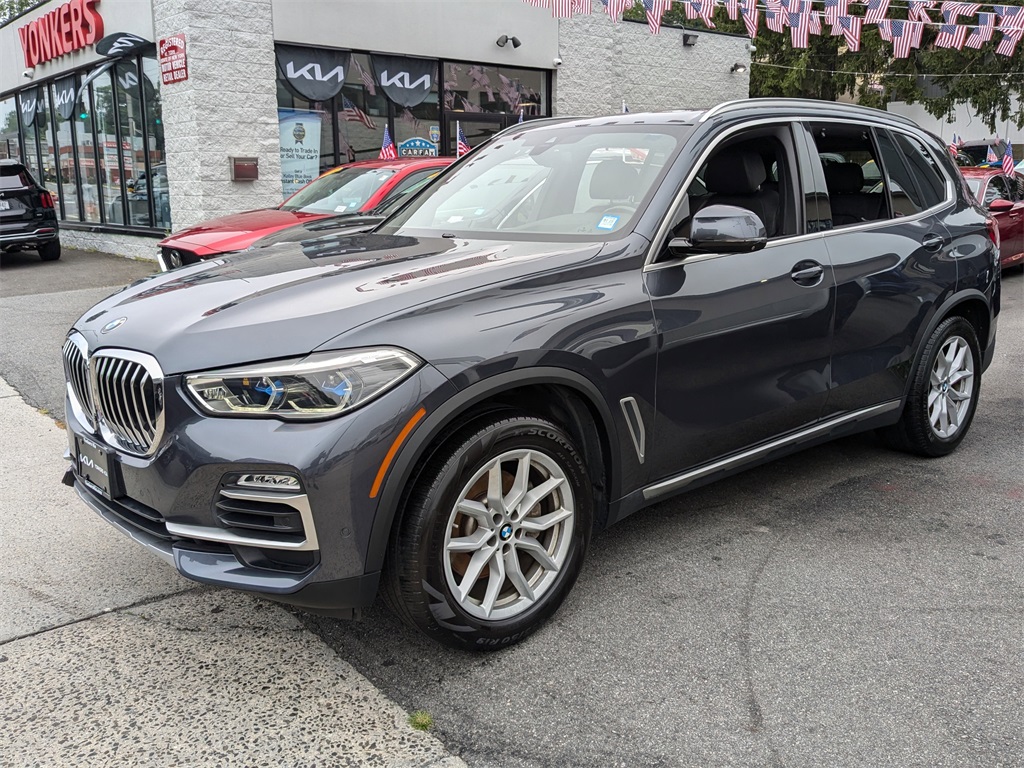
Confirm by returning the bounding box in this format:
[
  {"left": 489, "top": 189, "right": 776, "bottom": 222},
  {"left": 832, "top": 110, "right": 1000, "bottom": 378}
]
[{"left": 383, "top": 415, "right": 592, "bottom": 650}]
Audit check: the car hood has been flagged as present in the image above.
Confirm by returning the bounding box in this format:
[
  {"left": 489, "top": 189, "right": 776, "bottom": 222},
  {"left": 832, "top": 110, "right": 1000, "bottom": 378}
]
[
  {"left": 160, "top": 209, "right": 331, "bottom": 254},
  {"left": 248, "top": 214, "right": 384, "bottom": 250},
  {"left": 73, "top": 233, "right": 605, "bottom": 374}
]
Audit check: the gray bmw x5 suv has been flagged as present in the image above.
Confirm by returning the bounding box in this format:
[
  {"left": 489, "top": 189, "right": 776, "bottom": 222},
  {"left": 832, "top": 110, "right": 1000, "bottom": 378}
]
[{"left": 62, "top": 100, "right": 1000, "bottom": 649}]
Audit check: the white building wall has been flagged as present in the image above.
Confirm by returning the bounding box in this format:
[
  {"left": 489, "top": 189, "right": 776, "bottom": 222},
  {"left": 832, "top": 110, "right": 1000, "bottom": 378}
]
[
  {"left": 555, "top": 8, "right": 750, "bottom": 115},
  {"left": 152, "top": 0, "right": 283, "bottom": 230},
  {"left": 887, "top": 98, "right": 1023, "bottom": 154}
]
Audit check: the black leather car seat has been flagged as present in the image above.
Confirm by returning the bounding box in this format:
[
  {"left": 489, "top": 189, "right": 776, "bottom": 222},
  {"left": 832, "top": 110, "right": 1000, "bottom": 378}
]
[
  {"left": 588, "top": 158, "right": 640, "bottom": 210},
  {"left": 698, "top": 149, "right": 780, "bottom": 237},
  {"left": 823, "top": 162, "right": 884, "bottom": 226}
]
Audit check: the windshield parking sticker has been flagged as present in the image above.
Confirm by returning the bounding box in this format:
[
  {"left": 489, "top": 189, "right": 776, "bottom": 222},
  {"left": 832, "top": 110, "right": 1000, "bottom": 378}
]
[{"left": 597, "top": 215, "right": 620, "bottom": 230}]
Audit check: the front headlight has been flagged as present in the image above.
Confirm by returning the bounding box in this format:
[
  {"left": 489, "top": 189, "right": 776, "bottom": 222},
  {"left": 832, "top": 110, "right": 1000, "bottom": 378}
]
[{"left": 185, "top": 347, "right": 421, "bottom": 419}]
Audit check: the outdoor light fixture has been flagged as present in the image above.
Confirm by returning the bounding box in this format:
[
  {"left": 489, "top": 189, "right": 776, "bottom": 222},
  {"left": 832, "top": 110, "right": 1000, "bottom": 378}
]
[
  {"left": 683, "top": 33, "right": 699, "bottom": 46},
  {"left": 731, "top": 62, "right": 748, "bottom": 73},
  {"left": 496, "top": 35, "right": 522, "bottom": 48}
]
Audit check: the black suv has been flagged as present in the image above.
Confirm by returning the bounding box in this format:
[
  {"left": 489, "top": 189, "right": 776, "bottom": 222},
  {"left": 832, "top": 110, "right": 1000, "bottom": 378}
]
[
  {"left": 61, "top": 100, "right": 1000, "bottom": 650},
  {"left": 0, "top": 160, "right": 60, "bottom": 261}
]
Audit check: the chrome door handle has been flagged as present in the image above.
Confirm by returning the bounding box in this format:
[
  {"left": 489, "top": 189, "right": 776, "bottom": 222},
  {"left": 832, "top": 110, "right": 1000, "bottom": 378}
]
[{"left": 791, "top": 261, "right": 824, "bottom": 286}]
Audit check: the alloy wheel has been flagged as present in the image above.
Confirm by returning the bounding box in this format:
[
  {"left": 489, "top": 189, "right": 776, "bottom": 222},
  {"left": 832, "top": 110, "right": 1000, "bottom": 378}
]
[{"left": 927, "top": 334, "right": 975, "bottom": 439}]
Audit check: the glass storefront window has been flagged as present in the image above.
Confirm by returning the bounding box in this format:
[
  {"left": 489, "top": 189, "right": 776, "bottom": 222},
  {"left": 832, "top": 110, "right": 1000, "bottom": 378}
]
[
  {"left": 92, "top": 70, "right": 128, "bottom": 225},
  {"left": 444, "top": 63, "right": 547, "bottom": 118},
  {"left": 142, "top": 56, "right": 170, "bottom": 229},
  {"left": 0, "top": 97, "right": 19, "bottom": 162},
  {"left": 52, "top": 80, "right": 80, "bottom": 221},
  {"left": 113, "top": 59, "right": 150, "bottom": 227},
  {"left": 75, "top": 91, "right": 102, "bottom": 223}
]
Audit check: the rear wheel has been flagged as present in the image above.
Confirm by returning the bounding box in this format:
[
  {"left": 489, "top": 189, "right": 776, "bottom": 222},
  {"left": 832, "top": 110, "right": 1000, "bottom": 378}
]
[
  {"left": 39, "top": 241, "right": 61, "bottom": 261},
  {"left": 383, "top": 415, "right": 592, "bottom": 650},
  {"left": 880, "top": 316, "right": 980, "bottom": 457}
]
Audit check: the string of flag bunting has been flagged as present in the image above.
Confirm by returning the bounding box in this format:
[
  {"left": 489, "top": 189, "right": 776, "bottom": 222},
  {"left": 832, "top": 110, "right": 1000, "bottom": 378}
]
[{"left": 522, "top": 0, "right": 1024, "bottom": 57}]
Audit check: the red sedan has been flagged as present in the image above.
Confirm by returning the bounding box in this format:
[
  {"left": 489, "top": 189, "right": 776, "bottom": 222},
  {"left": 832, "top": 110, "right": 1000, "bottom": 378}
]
[
  {"left": 158, "top": 157, "right": 452, "bottom": 270},
  {"left": 961, "top": 167, "right": 1024, "bottom": 270}
]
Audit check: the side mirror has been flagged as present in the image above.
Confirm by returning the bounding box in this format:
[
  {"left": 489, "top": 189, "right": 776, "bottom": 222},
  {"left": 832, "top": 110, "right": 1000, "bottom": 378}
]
[
  {"left": 668, "top": 204, "right": 768, "bottom": 257},
  {"left": 988, "top": 198, "right": 1014, "bottom": 212}
]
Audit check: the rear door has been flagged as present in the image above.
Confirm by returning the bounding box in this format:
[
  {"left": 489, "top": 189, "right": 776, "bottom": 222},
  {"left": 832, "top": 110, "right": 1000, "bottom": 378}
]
[
  {"left": 811, "top": 122, "right": 958, "bottom": 414},
  {"left": 0, "top": 164, "right": 39, "bottom": 225}
]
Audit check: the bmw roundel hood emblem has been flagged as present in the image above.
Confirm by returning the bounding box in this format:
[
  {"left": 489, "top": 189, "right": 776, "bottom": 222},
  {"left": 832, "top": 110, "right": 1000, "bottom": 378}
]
[{"left": 101, "top": 317, "right": 127, "bottom": 334}]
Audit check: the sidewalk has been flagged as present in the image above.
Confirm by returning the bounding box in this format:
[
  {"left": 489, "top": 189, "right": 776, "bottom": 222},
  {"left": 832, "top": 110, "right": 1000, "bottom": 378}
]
[{"left": 0, "top": 377, "right": 465, "bottom": 768}]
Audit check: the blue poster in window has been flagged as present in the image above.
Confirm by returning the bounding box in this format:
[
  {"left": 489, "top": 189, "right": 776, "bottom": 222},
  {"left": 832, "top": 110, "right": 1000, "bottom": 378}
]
[{"left": 398, "top": 137, "right": 438, "bottom": 157}]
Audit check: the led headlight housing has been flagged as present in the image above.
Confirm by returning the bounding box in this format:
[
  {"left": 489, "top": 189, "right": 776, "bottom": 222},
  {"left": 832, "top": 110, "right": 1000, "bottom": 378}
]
[{"left": 185, "top": 348, "right": 421, "bottom": 420}]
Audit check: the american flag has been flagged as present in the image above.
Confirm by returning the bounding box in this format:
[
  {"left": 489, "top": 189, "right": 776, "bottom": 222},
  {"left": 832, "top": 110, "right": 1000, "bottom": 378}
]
[
  {"left": 808, "top": 10, "right": 822, "bottom": 34},
  {"left": 789, "top": 11, "right": 811, "bottom": 46},
  {"left": 986, "top": 144, "right": 999, "bottom": 163},
  {"left": 940, "top": 1, "right": 981, "bottom": 20},
  {"left": 341, "top": 95, "right": 376, "bottom": 129},
  {"left": 766, "top": 0, "right": 786, "bottom": 32},
  {"left": 602, "top": 0, "right": 633, "bottom": 21},
  {"left": 1003, "top": 140, "right": 1016, "bottom": 177},
  {"left": 864, "top": 0, "right": 890, "bottom": 24},
  {"left": 378, "top": 125, "right": 397, "bottom": 160},
  {"left": 551, "top": 0, "right": 576, "bottom": 18},
  {"left": 459, "top": 95, "right": 483, "bottom": 113},
  {"left": 685, "top": 0, "right": 717, "bottom": 28},
  {"left": 823, "top": 0, "right": 848, "bottom": 25},
  {"left": 907, "top": 0, "right": 935, "bottom": 22},
  {"left": 935, "top": 22, "right": 968, "bottom": 48},
  {"left": 643, "top": 0, "right": 672, "bottom": 33},
  {"left": 948, "top": 132, "right": 963, "bottom": 155},
  {"left": 995, "top": 4, "right": 1024, "bottom": 29},
  {"left": 782, "top": 0, "right": 807, "bottom": 13},
  {"left": 456, "top": 122, "right": 471, "bottom": 157},
  {"left": 741, "top": 0, "right": 759, "bottom": 36},
  {"left": 996, "top": 27, "right": 1023, "bottom": 55},
  {"left": 835, "top": 15, "right": 863, "bottom": 49},
  {"left": 353, "top": 59, "right": 375, "bottom": 96},
  {"left": 889, "top": 19, "right": 920, "bottom": 57},
  {"left": 877, "top": 18, "right": 892, "bottom": 39},
  {"left": 964, "top": 12, "right": 995, "bottom": 48},
  {"left": 724, "top": 0, "right": 741, "bottom": 21}
]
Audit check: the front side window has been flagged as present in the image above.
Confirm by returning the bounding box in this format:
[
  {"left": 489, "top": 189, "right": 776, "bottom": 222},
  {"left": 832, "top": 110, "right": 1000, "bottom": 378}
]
[{"left": 383, "top": 126, "right": 687, "bottom": 241}]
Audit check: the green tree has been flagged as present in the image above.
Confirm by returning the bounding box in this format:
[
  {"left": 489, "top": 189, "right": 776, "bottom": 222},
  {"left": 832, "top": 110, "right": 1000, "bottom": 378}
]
[
  {"left": 0, "top": 0, "right": 42, "bottom": 25},
  {"left": 624, "top": 1, "right": 1024, "bottom": 131}
]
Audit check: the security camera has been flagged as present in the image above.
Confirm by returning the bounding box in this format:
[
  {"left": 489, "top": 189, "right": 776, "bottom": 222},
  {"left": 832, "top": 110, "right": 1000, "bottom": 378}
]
[
  {"left": 552, "top": 57, "right": 563, "bottom": 67},
  {"left": 22, "top": 68, "right": 35, "bottom": 79},
  {"left": 745, "top": 42, "right": 756, "bottom": 52}
]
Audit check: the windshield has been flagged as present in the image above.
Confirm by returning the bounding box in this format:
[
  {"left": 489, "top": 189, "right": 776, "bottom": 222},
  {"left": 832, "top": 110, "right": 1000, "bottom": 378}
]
[
  {"left": 281, "top": 167, "right": 396, "bottom": 214},
  {"left": 380, "top": 124, "right": 689, "bottom": 241}
]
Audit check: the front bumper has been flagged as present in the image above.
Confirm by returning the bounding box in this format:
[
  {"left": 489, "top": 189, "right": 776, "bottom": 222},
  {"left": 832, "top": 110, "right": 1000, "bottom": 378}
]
[{"left": 64, "top": 363, "right": 457, "bottom": 615}]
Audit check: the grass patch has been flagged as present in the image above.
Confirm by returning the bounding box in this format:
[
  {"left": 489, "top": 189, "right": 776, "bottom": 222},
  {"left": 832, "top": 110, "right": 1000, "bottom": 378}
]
[{"left": 408, "top": 710, "right": 433, "bottom": 731}]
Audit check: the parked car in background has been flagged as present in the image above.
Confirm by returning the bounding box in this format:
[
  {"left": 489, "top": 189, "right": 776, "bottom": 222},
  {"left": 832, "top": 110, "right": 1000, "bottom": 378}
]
[
  {"left": 0, "top": 160, "right": 60, "bottom": 261},
  {"left": 157, "top": 157, "right": 452, "bottom": 270},
  {"left": 62, "top": 101, "right": 999, "bottom": 650},
  {"left": 961, "top": 167, "right": 1024, "bottom": 269},
  {"left": 107, "top": 164, "right": 172, "bottom": 231},
  {"left": 959, "top": 139, "right": 1009, "bottom": 167}
]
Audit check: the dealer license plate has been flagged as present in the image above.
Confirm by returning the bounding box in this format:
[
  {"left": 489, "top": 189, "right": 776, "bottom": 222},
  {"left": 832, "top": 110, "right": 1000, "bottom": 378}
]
[{"left": 76, "top": 436, "right": 113, "bottom": 498}]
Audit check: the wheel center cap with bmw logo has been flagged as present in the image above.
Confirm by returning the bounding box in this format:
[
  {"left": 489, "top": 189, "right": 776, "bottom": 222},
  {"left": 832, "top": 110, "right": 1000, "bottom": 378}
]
[{"left": 499, "top": 524, "right": 513, "bottom": 541}]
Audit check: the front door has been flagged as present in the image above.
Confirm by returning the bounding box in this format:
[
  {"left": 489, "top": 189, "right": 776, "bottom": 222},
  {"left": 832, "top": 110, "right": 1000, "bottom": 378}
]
[{"left": 644, "top": 122, "right": 835, "bottom": 481}]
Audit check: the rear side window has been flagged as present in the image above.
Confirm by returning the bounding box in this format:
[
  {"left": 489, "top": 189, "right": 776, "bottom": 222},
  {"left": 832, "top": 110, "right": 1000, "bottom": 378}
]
[
  {"left": 874, "top": 130, "right": 927, "bottom": 216},
  {"left": 892, "top": 133, "right": 947, "bottom": 209},
  {"left": 0, "top": 164, "right": 34, "bottom": 190}
]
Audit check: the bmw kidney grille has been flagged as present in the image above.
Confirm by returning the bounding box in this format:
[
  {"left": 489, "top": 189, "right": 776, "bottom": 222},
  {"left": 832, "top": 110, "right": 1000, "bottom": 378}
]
[{"left": 62, "top": 334, "right": 165, "bottom": 457}]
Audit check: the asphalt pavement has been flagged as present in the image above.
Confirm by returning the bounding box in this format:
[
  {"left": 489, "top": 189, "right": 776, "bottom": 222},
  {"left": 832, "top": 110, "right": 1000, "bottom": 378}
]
[{"left": 0, "top": 246, "right": 1021, "bottom": 767}]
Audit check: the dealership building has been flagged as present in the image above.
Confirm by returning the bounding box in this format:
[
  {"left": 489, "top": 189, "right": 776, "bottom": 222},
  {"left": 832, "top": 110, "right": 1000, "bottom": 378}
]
[{"left": 0, "top": 0, "right": 750, "bottom": 259}]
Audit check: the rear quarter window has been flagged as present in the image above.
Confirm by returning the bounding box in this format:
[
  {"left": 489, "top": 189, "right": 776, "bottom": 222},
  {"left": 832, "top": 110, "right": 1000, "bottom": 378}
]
[{"left": 892, "top": 133, "right": 947, "bottom": 209}]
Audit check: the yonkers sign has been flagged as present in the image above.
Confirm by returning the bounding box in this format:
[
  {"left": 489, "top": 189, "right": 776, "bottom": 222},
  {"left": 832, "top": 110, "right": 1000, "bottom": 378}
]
[
  {"left": 18, "top": 0, "right": 104, "bottom": 69},
  {"left": 276, "top": 44, "right": 350, "bottom": 102},
  {"left": 370, "top": 54, "right": 434, "bottom": 108}
]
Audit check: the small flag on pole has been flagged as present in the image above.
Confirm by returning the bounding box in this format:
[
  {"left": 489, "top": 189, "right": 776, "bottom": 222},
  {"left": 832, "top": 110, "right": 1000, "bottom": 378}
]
[
  {"left": 935, "top": 22, "right": 968, "bottom": 49},
  {"left": 864, "top": 0, "right": 890, "bottom": 24},
  {"left": 948, "top": 132, "right": 963, "bottom": 155},
  {"left": 379, "top": 124, "right": 397, "bottom": 160},
  {"left": 986, "top": 144, "right": 999, "bottom": 164},
  {"left": 456, "top": 121, "right": 471, "bottom": 157},
  {"left": 741, "top": 0, "right": 760, "bottom": 36},
  {"left": 1003, "top": 140, "right": 1015, "bottom": 176},
  {"left": 519, "top": 108, "right": 524, "bottom": 124}
]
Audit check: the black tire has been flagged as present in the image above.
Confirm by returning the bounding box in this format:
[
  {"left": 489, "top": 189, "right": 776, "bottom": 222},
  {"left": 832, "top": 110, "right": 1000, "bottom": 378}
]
[
  {"left": 39, "top": 241, "right": 61, "bottom": 261},
  {"left": 879, "top": 316, "right": 981, "bottom": 457},
  {"left": 383, "top": 415, "right": 592, "bottom": 651}
]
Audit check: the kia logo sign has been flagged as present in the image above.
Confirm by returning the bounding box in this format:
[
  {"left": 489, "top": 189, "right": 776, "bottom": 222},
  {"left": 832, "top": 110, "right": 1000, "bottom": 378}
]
[
  {"left": 285, "top": 61, "right": 346, "bottom": 84},
  {"left": 379, "top": 70, "right": 432, "bottom": 90}
]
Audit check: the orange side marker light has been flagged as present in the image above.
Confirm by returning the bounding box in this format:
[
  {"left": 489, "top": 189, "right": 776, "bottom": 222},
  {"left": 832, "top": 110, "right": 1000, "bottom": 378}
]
[{"left": 369, "top": 407, "right": 427, "bottom": 498}]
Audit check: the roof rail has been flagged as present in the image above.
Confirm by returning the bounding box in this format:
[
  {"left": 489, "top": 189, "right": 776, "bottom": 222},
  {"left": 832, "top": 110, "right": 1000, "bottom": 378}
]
[{"left": 699, "top": 98, "right": 917, "bottom": 127}]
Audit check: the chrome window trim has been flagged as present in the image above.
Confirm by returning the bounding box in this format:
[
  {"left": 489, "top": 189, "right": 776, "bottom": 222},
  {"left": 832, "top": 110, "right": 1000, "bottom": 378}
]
[
  {"left": 644, "top": 116, "right": 956, "bottom": 272},
  {"left": 642, "top": 400, "right": 901, "bottom": 501}
]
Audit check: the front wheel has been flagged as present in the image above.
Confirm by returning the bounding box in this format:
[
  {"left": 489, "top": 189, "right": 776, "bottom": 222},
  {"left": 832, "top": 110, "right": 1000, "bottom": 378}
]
[
  {"left": 383, "top": 415, "right": 592, "bottom": 650},
  {"left": 880, "top": 316, "right": 981, "bottom": 457}
]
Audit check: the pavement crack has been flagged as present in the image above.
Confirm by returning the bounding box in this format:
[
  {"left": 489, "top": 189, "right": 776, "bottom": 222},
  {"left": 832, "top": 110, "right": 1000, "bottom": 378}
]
[{"left": 0, "top": 586, "right": 204, "bottom": 647}]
